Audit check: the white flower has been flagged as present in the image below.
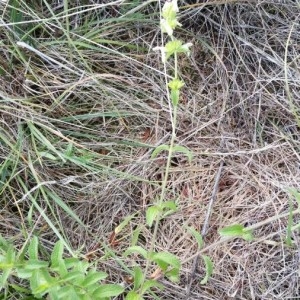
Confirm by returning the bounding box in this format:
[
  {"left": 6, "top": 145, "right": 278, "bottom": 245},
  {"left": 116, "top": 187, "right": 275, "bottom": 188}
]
[
  {"left": 181, "top": 42, "right": 193, "bottom": 55},
  {"left": 162, "top": 0, "right": 179, "bottom": 14},
  {"left": 160, "top": 19, "right": 174, "bottom": 36},
  {"left": 153, "top": 46, "right": 166, "bottom": 63}
]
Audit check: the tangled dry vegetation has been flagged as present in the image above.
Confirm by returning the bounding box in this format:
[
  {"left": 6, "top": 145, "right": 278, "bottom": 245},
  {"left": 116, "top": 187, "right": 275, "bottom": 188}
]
[{"left": 0, "top": 0, "right": 299, "bottom": 299}]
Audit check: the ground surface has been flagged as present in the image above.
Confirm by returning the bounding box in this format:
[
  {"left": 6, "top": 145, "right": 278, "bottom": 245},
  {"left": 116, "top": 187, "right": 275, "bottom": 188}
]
[{"left": 0, "top": 0, "right": 300, "bottom": 299}]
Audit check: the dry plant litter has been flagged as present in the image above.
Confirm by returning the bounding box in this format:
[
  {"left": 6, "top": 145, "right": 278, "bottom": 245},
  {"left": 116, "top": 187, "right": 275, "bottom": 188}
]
[{"left": 0, "top": 0, "right": 300, "bottom": 299}]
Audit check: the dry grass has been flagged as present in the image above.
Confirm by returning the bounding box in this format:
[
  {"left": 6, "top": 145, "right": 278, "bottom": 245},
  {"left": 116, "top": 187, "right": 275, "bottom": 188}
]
[{"left": 0, "top": 0, "right": 300, "bottom": 299}]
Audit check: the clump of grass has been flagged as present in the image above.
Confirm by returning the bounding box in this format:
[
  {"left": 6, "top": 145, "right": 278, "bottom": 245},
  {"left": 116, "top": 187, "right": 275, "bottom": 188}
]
[{"left": 1, "top": 0, "right": 162, "bottom": 298}]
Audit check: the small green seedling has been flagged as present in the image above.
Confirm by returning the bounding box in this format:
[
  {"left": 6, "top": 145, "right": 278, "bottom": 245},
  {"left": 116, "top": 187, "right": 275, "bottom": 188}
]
[{"left": 219, "top": 224, "right": 254, "bottom": 241}]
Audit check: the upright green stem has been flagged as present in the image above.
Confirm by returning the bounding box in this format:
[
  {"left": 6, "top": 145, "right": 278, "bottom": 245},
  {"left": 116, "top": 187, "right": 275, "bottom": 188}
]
[
  {"left": 141, "top": 47, "right": 179, "bottom": 299},
  {"left": 139, "top": 0, "right": 191, "bottom": 295},
  {"left": 174, "top": 51, "right": 178, "bottom": 79},
  {"left": 140, "top": 110, "right": 177, "bottom": 295}
]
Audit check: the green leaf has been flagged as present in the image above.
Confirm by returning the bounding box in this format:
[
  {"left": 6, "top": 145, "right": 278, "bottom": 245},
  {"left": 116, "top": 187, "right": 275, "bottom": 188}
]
[
  {"left": 0, "top": 269, "right": 12, "bottom": 289},
  {"left": 133, "top": 266, "right": 144, "bottom": 291},
  {"left": 161, "top": 200, "right": 178, "bottom": 218},
  {"left": 172, "top": 145, "right": 193, "bottom": 163},
  {"left": 0, "top": 245, "right": 16, "bottom": 291},
  {"left": 200, "top": 255, "right": 213, "bottom": 285},
  {"left": 53, "top": 260, "right": 67, "bottom": 277},
  {"left": 219, "top": 224, "right": 244, "bottom": 236},
  {"left": 24, "top": 259, "right": 49, "bottom": 270},
  {"left": 72, "top": 259, "right": 90, "bottom": 274},
  {"left": 56, "top": 286, "right": 76, "bottom": 299},
  {"left": 126, "top": 291, "right": 142, "bottom": 300},
  {"left": 219, "top": 224, "right": 254, "bottom": 241},
  {"left": 34, "top": 272, "right": 56, "bottom": 295},
  {"left": 47, "top": 286, "right": 60, "bottom": 300},
  {"left": 141, "top": 279, "right": 164, "bottom": 294},
  {"left": 27, "top": 122, "right": 66, "bottom": 163},
  {"left": 0, "top": 234, "right": 10, "bottom": 251},
  {"left": 9, "top": 283, "right": 32, "bottom": 294},
  {"left": 50, "top": 240, "right": 64, "bottom": 268},
  {"left": 47, "top": 191, "right": 84, "bottom": 227},
  {"left": 186, "top": 226, "right": 203, "bottom": 249},
  {"left": 29, "top": 270, "right": 39, "bottom": 296},
  {"left": 38, "top": 151, "right": 58, "bottom": 161},
  {"left": 0, "top": 246, "right": 15, "bottom": 269},
  {"left": 165, "top": 267, "right": 180, "bottom": 282},
  {"left": 64, "top": 142, "right": 73, "bottom": 156},
  {"left": 81, "top": 270, "right": 107, "bottom": 287},
  {"left": 92, "top": 284, "right": 124, "bottom": 298},
  {"left": 241, "top": 231, "right": 254, "bottom": 242},
  {"left": 146, "top": 206, "right": 160, "bottom": 227},
  {"left": 64, "top": 257, "right": 81, "bottom": 269},
  {"left": 16, "top": 267, "right": 33, "bottom": 279},
  {"left": 30, "top": 269, "right": 55, "bottom": 297},
  {"left": 115, "top": 213, "right": 137, "bottom": 234},
  {"left": 6, "top": 246, "right": 15, "bottom": 265},
  {"left": 151, "top": 144, "right": 169, "bottom": 159},
  {"left": 28, "top": 236, "right": 39, "bottom": 260},
  {"left": 124, "top": 246, "right": 148, "bottom": 259},
  {"left": 151, "top": 252, "right": 180, "bottom": 272},
  {"left": 131, "top": 227, "right": 141, "bottom": 247},
  {"left": 161, "top": 200, "right": 177, "bottom": 210},
  {"left": 169, "top": 80, "right": 183, "bottom": 105},
  {"left": 61, "top": 271, "right": 84, "bottom": 284},
  {"left": 170, "top": 89, "right": 180, "bottom": 106}
]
